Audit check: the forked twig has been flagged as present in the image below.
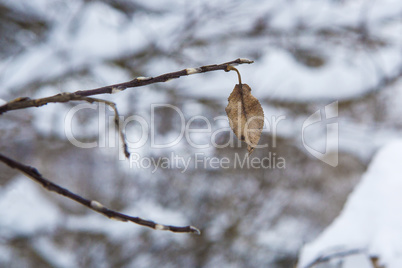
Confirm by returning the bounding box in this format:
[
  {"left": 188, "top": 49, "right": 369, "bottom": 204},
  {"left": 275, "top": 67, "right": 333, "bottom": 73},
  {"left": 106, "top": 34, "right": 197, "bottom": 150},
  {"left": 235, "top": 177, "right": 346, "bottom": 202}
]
[
  {"left": 0, "top": 58, "right": 254, "bottom": 234},
  {"left": 3, "top": 94, "right": 130, "bottom": 158},
  {"left": 0, "top": 153, "right": 200, "bottom": 234}
]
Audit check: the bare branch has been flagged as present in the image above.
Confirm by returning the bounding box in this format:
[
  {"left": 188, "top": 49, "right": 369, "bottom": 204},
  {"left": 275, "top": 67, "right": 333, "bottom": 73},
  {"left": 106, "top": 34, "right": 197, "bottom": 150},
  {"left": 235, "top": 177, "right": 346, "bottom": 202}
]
[
  {"left": 0, "top": 153, "right": 201, "bottom": 235},
  {"left": 0, "top": 58, "right": 254, "bottom": 235},
  {"left": 0, "top": 58, "right": 254, "bottom": 115}
]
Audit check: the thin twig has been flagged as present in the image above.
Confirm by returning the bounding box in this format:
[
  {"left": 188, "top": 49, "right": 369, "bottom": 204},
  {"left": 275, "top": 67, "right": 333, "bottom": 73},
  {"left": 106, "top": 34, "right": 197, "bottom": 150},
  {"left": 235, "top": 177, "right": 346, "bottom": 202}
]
[
  {"left": 78, "top": 96, "right": 130, "bottom": 158},
  {"left": 0, "top": 153, "right": 200, "bottom": 234},
  {"left": 2, "top": 94, "right": 131, "bottom": 158},
  {"left": 0, "top": 58, "right": 254, "bottom": 115}
]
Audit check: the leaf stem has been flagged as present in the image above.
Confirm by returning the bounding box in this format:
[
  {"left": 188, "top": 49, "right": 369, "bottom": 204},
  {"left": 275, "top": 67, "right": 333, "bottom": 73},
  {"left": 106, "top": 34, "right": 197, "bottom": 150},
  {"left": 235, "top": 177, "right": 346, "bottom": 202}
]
[{"left": 226, "top": 65, "right": 242, "bottom": 85}]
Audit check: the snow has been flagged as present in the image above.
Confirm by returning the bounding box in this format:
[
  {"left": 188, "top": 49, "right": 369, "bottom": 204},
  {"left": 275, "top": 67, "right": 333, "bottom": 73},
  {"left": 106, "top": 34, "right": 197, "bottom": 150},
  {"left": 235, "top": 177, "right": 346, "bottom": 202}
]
[
  {"left": 0, "top": 0, "right": 402, "bottom": 266},
  {"left": 257, "top": 216, "right": 307, "bottom": 252},
  {"left": 1, "top": 0, "right": 400, "bottom": 102},
  {"left": 0, "top": 244, "right": 12, "bottom": 265},
  {"left": 298, "top": 140, "right": 402, "bottom": 268},
  {"left": 33, "top": 236, "right": 76, "bottom": 268},
  {"left": 173, "top": 0, "right": 402, "bottom": 102},
  {"left": 0, "top": 1, "right": 149, "bottom": 94},
  {"left": 0, "top": 176, "right": 60, "bottom": 237}
]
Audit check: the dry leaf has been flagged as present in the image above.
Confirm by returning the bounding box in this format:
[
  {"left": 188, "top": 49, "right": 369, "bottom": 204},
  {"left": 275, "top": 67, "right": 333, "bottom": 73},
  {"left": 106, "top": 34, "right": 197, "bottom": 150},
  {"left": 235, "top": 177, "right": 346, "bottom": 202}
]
[{"left": 225, "top": 84, "right": 264, "bottom": 154}]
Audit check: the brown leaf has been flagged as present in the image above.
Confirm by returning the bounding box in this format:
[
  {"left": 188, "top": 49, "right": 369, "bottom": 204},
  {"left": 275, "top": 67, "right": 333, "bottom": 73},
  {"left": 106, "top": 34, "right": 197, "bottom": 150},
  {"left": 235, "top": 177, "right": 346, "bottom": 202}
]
[{"left": 225, "top": 84, "right": 264, "bottom": 154}]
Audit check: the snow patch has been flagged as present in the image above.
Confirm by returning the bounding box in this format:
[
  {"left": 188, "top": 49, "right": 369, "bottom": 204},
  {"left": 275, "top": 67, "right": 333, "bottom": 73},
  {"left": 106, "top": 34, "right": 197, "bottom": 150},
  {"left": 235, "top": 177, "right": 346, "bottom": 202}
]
[
  {"left": 0, "top": 176, "right": 60, "bottom": 237},
  {"left": 298, "top": 140, "right": 402, "bottom": 268}
]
